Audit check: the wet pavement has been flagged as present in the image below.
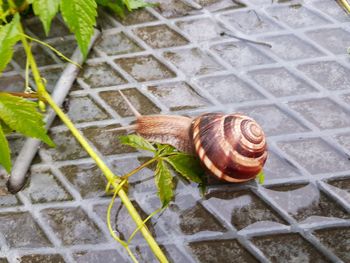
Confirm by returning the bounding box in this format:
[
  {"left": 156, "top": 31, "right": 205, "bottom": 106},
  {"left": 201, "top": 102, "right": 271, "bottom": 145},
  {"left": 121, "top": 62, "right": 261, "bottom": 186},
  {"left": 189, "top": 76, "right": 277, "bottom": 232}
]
[{"left": 0, "top": 0, "right": 350, "bottom": 262}]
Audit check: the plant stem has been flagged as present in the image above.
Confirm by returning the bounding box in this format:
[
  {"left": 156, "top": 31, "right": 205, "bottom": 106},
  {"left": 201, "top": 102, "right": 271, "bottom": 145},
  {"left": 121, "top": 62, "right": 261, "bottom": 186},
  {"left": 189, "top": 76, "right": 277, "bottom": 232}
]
[
  {"left": 18, "top": 20, "right": 168, "bottom": 263},
  {"left": 122, "top": 157, "right": 158, "bottom": 180},
  {"left": 43, "top": 90, "right": 168, "bottom": 263},
  {"left": 18, "top": 24, "right": 46, "bottom": 99},
  {"left": 339, "top": 0, "right": 350, "bottom": 13}
]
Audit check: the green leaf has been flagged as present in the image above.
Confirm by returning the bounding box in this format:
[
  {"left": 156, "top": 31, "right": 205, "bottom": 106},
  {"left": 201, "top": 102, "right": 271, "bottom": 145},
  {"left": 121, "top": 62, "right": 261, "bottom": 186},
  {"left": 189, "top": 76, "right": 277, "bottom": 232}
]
[
  {"left": 166, "top": 153, "right": 204, "bottom": 184},
  {"left": 155, "top": 159, "right": 174, "bottom": 207},
  {"left": 156, "top": 144, "right": 176, "bottom": 155},
  {"left": 0, "top": 93, "right": 54, "bottom": 147},
  {"left": 119, "top": 134, "right": 156, "bottom": 152},
  {"left": 95, "top": 0, "right": 109, "bottom": 6},
  {"left": 124, "top": 0, "right": 153, "bottom": 10},
  {"left": 0, "top": 0, "right": 4, "bottom": 16},
  {"left": 0, "top": 14, "right": 20, "bottom": 74},
  {"left": 60, "top": 0, "right": 97, "bottom": 58},
  {"left": 106, "top": 1, "right": 126, "bottom": 18},
  {"left": 257, "top": 170, "right": 265, "bottom": 185},
  {"left": 0, "top": 119, "right": 12, "bottom": 134},
  {"left": 32, "top": 0, "right": 60, "bottom": 35},
  {"left": 0, "top": 124, "right": 11, "bottom": 172}
]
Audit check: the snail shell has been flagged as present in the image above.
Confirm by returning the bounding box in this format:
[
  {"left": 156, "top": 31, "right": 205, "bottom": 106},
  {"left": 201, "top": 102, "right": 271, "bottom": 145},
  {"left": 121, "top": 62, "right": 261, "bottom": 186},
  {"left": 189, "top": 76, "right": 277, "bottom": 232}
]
[{"left": 191, "top": 113, "right": 267, "bottom": 182}]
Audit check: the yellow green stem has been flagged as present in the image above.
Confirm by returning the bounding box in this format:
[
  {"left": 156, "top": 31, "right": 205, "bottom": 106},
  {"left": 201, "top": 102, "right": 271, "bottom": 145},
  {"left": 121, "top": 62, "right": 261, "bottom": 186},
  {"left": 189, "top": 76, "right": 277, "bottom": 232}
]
[
  {"left": 122, "top": 157, "right": 158, "bottom": 181},
  {"left": 18, "top": 19, "right": 169, "bottom": 263},
  {"left": 339, "top": 0, "right": 350, "bottom": 13}
]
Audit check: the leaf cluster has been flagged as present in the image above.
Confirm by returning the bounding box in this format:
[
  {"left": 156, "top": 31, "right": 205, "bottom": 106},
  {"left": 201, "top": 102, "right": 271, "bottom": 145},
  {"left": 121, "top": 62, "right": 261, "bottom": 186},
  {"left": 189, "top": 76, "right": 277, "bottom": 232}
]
[
  {"left": 120, "top": 135, "right": 206, "bottom": 207},
  {"left": 0, "top": 93, "right": 54, "bottom": 172},
  {"left": 0, "top": 0, "right": 151, "bottom": 61}
]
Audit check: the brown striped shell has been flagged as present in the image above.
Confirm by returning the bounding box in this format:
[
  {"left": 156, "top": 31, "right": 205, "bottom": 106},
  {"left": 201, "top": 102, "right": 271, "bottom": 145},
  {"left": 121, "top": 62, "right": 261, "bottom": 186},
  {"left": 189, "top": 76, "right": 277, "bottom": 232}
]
[{"left": 191, "top": 113, "right": 267, "bottom": 182}]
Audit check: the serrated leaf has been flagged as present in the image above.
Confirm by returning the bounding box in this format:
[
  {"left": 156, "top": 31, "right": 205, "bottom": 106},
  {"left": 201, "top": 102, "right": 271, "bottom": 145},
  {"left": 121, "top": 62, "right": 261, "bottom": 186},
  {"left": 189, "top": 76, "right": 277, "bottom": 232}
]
[
  {"left": 124, "top": 0, "right": 153, "bottom": 10},
  {"left": 155, "top": 159, "right": 173, "bottom": 207},
  {"left": 166, "top": 153, "right": 204, "bottom": 184},
  {"left": 156, "top": 143, "right": 176, "bottom": 155},
  {"left": 119, "top": 134, "right": 156, "bottom": 152},
  {"left": 0, "top": 119, "right": 12, "bottom": 134},
  {"left": 95, "top": 0, "right": 109, "bottom": 6},
  {"left": 0, "top": 93, "right": 54, "bottom": 147},
  {"left": 60, "top": 0, "right": 97, "bottom": 58},
  {"left": 32, "top": 0, "right": 60, "bottom": 35},
  {"left": 0, "top": 14, "right": 20, "bottom": 74},
  {"left": 106, "top": 1, "right": 126, "bottom": 18},
  {"left": 0, "top": 124, "right": 11, "bottom": 173},
  {"left": 0, "top": 0, "right": 4, "bottom": 16}
]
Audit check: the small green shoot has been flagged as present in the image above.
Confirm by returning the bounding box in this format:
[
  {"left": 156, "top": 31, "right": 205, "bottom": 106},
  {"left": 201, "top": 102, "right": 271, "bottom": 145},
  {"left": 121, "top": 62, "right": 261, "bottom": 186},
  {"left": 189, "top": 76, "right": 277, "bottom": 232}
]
[{"left": 257, "top": 170, "right": 265, "bottom": 185}]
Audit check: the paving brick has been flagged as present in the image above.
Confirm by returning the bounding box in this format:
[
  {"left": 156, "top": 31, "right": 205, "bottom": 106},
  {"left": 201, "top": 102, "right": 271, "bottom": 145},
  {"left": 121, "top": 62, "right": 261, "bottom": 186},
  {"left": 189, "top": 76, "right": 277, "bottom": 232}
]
[
  {"left": 65, "top": 95, "right": 110, "bottom": 123},
  {"left": 298, "top": 61, "right": 350, "bottom": 91},
  {"left": 99, "top": 88, "right": 160, "bottom": 117},
  {"left": 307, "top": 28, "right": 350, "bottom": 55},
  {"left": 0, "top": 212, "right": 51, "bottom": 248},
  {"left": 148, "top": 81, "right": 210, "bottom": 110},
  {"left": 259, "top": 34, "right": 324, "bottom": 61},
  {"left": 0, "top": 174, "right": 21, "bottom": 207},
  {"left": 313, "top": 0, "right": 350, "bottom": 22},
  {"left": 263, "top": 151, "right": 302, "bottom": 181},
  {"left": 263, "top": 184, "right": 349, "bottom": 222},
  {"left": 60, "top": 163, "right": 108, "bottom": 199},
  {"left": 252, "top": 233, "right": 330, "bottom": 263},
  {"left": 197, "top": 74, "right": 264, "bottom": 103},
  {"left": 324, "top": 177, "right": 350, "bottom": 204},
  {"left": 188, "top": 239, "right": 258, "bottom": 263},
  {"left": 42, "top": 207, "right": 106, "bottom": 245},
  {"left": 95, "top": 32, "right": 143, "bottom": 56},
  {"left": 314, "top": 227, "right": 350, "bottom": 262},
  {"left": 22, "top": 168, "right": 72, "bottom": 203},
  {"left": 0, "top": 74, "right": 25, "bottom": 92},
  {"left": 82, "top": 124, "right": 136, "bottom": 156},
  {"left": 266, "top": 5, "right": 330, "bottom": 28},
  {"left": 248, "top": 67, "right": 317, "bottom": 97},
  {"left": 211, "top": 41, "right": 275, "bottom": 68},
  {"left": 204, "top": 189, "right": 286, "bottom": 230},
  {"left": 115, "top": 55, "right": 176, "bottom": 81},
  {"left": 42, "top": 130, "right": 89, "bottom": 161},
  {"left": 134, "top": 24, "right": 189, "bottom": 49},
  {"left": 73, "top": 250, "right": 124, "bottom": 263},
  {"left": 18, "top": 254, "right": 66, "bottom": 263},
  {"left": 81, "top": 62, "right": 127, "bottom": 88},
  {"left": 222, "top": 10, "right": 282, "bottom": 34},
  {"left": 288, "top": 98, "right": 350, "bottom": 129},
  {"left": 278, "top": 138, "right": 350, "bottom": 174},
  {"left": 164, "top": 48, "right": 224, "bottom": 76},
  {"left": 176, "top": 18, "right": 225, "bottom": 42}
]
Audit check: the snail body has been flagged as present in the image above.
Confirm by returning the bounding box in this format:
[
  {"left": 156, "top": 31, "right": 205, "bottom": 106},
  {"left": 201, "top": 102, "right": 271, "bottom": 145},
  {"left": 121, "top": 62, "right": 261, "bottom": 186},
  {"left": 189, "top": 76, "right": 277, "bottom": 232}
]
[{"left": 118, "top": 91, "right": 267, "bottom": 182}]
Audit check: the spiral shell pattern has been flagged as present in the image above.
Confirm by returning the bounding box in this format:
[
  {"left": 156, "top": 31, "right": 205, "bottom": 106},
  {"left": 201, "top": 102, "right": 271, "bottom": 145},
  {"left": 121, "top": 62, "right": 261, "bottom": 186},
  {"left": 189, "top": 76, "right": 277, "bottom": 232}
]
[{"left": 191, "top": 113, "right": 267, "bottom": 182}]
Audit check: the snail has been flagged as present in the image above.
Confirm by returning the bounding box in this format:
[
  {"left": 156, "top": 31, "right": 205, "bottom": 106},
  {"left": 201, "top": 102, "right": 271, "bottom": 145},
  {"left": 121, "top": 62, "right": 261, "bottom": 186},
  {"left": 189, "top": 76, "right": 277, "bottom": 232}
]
[{"left": 114, "top": 91, "right": 268, "bottom": 182}]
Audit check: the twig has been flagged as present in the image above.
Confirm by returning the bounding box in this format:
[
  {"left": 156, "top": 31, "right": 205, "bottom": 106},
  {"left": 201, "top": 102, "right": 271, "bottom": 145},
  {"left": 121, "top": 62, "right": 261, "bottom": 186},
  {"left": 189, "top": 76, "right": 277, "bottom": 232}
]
[{"left": 220, "top": 32, "right": 272, "bottom": 48}]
